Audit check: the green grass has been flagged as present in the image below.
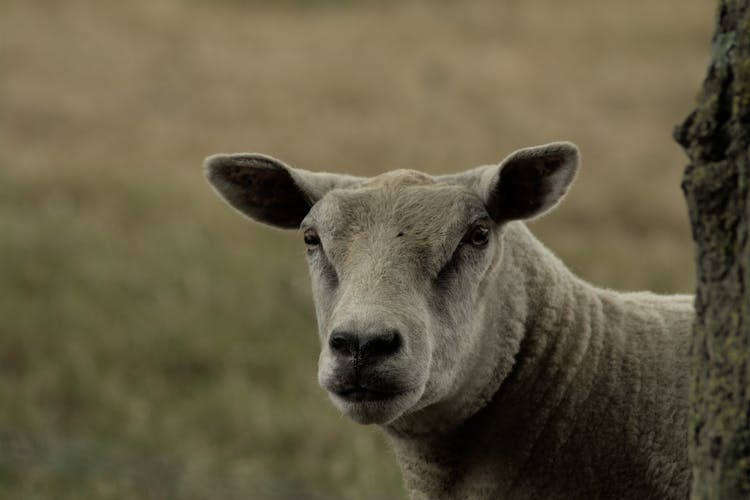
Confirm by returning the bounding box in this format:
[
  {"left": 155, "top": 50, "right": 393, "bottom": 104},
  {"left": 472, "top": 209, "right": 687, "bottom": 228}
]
[{"left": 0, "top": 164, "right": 402, "bottom": 499}]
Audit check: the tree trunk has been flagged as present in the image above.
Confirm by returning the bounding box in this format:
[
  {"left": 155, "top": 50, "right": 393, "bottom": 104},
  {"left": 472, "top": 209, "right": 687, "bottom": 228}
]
[{"left": 673, "top": 0, "right": 750, "bottom": 498}]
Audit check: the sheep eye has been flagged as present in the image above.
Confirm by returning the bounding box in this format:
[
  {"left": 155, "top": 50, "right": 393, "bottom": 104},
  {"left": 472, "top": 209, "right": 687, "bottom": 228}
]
[
  {"left": 462, "top": 224, "right": 490, "bottom": 247},
  {"left": 303, "top": 229, "right": 320, "bottom": 247}
]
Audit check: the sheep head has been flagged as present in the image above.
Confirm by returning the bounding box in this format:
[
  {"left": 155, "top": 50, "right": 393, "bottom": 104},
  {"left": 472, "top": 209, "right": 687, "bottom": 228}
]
[{"left": 205, "top": 142, "right": 579, "bottom": 425}]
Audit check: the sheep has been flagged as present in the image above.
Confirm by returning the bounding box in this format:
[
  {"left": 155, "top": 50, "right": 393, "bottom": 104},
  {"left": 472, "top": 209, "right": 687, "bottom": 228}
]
[{"left": 205, "top": 142, "right": 693, "bottom": 500}]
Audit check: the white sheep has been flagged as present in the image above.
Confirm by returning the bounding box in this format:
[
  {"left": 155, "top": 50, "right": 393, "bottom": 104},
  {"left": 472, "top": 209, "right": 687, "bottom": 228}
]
[{"left": 205, "top": 142, "right": 693, "bottom": 500}]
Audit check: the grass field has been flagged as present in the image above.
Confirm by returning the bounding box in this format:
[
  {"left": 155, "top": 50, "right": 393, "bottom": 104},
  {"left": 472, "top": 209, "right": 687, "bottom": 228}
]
[{"left": 1, "top": 0, "right": 713, "bottom": 498}]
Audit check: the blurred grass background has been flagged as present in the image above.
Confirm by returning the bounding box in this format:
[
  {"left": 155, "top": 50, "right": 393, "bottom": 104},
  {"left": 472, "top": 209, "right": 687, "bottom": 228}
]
[{"left": 1, "top": 0, "right": 712, "bottom": 498}]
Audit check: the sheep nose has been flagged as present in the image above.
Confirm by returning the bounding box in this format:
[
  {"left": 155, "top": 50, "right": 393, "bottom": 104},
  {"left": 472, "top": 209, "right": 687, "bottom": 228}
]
[{"left": 328, "top": 329, "right": 402, "bottom": 362}]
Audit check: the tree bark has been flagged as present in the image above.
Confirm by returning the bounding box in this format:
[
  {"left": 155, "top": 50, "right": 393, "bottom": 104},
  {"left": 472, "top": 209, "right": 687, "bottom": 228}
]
[{"left": 674, "top": 0, "right": 750, "bottom": 498}]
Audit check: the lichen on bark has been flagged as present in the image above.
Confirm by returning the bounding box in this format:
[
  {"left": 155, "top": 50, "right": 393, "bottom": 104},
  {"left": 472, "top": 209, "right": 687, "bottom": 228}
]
[{"left": 673, "top": 0, "right": 750, "bottom": 498}]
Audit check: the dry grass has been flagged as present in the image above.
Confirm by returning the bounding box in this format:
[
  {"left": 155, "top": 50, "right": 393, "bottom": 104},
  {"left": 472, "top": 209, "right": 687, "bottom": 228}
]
[{"left": 0, "top": 0, "right": 712, "bottom": 498}]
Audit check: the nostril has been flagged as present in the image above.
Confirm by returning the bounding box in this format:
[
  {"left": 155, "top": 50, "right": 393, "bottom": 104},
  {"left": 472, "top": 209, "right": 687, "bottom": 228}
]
[
  {"left": 329, "top": 330, "right": 358, "bottom": 357},
  {"left": 361, "top": 330, "right": 402, "bottom": 359}
]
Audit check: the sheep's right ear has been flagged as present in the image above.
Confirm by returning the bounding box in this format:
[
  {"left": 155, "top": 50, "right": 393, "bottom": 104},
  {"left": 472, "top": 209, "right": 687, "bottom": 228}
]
[{"left": 205, "top": 153, "right": 361, "bottom": 229}]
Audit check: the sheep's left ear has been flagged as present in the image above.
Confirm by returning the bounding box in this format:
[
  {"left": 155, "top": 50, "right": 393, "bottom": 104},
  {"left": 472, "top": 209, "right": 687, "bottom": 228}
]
[{"left": 480, "top": 142, "right": 579, "bottom": 222}]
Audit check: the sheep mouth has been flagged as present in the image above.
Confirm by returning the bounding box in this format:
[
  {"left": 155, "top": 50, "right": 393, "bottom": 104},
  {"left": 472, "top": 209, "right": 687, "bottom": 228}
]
[
  {"left": 325, "top": 379, "right": 425, "bottom": 424},
  {"left": 333, "top": 386, "right": 402, "bottom": 402}
]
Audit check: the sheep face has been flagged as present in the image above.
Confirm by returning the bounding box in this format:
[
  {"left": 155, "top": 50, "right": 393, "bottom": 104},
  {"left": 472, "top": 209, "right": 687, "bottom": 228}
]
[
  {"left": 304, "top": 178, "right": 498, "bottom": 424},
  {"left": 205, "top": 142, "right": 579, "bottom": 426}
]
